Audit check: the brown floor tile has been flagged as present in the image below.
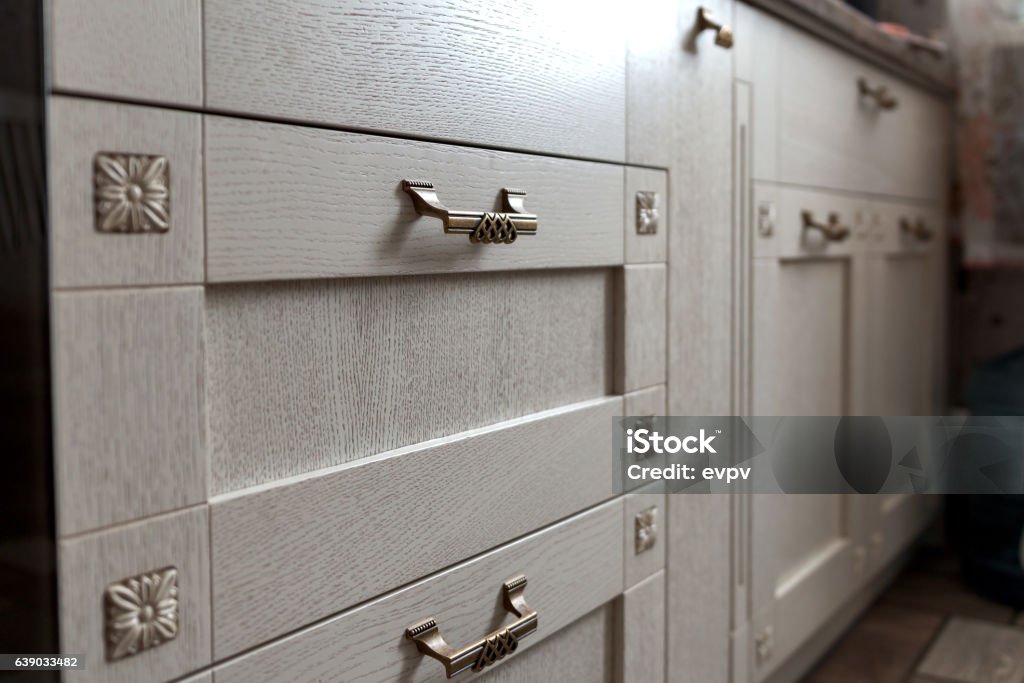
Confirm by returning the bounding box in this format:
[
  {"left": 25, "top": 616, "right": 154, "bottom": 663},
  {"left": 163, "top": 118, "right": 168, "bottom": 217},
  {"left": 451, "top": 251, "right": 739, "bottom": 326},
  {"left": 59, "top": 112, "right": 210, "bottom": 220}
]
[
  {"left": 917, "top": 617, "right": 1024, "bottom": 683},
  {"left": 1016, "top": 612, "right": 1024, "bottom": 626},
  {"left": 878, "top": 572, "right": 1016, "bottom": 623},
  {"left": 804, "top": 604, "right": 945, "bottom": 683}
]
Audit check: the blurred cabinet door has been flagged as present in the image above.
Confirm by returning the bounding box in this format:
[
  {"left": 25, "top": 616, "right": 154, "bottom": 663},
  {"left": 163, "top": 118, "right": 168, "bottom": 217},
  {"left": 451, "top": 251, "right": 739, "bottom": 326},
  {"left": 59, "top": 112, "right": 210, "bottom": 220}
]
[
  {"left": 861, "top": 201, "right": 945, "bottom": 572},
  {"left": 746, "top": 183, "right": 869, "bottom": 682}
]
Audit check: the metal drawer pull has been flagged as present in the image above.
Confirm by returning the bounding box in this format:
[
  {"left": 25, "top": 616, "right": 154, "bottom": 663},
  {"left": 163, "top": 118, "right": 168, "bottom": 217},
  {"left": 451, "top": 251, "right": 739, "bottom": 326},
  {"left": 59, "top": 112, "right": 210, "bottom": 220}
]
[
  {"left": 402, "top": 180, "right": 538, "bottom": 244},
  {"left": 858, "top": 77, "right": 898, "bottom": 110},
  {"left": 405, "top": 574, "right": 538, "bottom": 678},
  {"left": 695, "top": 7, "right": 734, "bottom": 49},
  {"left": 900, "top": 217, "right": 933, "bottom": 241},
  {"left": 801, "top": 210, "right": 850, "bottom": 242}
]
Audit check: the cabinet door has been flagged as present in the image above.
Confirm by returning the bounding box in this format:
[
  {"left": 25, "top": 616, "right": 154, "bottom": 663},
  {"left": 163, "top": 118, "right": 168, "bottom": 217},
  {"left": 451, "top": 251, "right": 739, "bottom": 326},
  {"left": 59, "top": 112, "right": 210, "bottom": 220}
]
[
  {"left": 861, "top": 200, "right": 943, "bottom": 571},
  {"left": 747, "top": 184, "right": 867, "bottom": 681}
]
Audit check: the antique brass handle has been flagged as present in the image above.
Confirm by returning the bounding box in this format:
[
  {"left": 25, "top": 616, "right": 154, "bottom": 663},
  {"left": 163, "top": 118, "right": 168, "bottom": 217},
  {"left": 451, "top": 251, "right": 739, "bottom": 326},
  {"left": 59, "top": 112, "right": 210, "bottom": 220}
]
[
  {"left": 801, "top": 210, "right": 850, "bottom": 242},
  {"left": 900, "top": 217, "right": 933, "bottom": 241},
  {"left": 695, "top": 7, "right": 734, "bottom": 49},
  {"left": 402, "top": 180, "right": 538, "bottom": 244},
  {"left": 857, "top": 78, "right": 898, "bottom": 110},
  {"left": 405, "top": 575, "right": 538, "bottom": 678}
]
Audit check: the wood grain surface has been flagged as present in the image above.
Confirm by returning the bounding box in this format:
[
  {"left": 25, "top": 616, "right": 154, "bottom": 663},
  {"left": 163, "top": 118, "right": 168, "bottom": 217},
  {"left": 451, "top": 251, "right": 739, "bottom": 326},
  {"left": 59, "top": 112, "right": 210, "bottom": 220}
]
[
  {"left": 212, "top": 499, "right": 624, "bottom": 680},
  {"left": 48, "top": 97, "right": 204, "bottom": 288},
  {"left": 53, "top": 287, "right": 206, "bottom": 535},
  {"left": 204, "top": 0, "right": 627, "bottom": 160},
  {"left": 205, "top": 269, "right": 614, "bottom": 492},
  {"left": 210, "top": 397, "right": 622, "bottom": 658},
  {"left": 58, "top": 507, "right": 210, "bottom": 683},
  {"left": 51, "top": 0, "right": 202, "bottom": 105},
  {"left": 204, "top": 116, "right": 624, "bottom": 282}
]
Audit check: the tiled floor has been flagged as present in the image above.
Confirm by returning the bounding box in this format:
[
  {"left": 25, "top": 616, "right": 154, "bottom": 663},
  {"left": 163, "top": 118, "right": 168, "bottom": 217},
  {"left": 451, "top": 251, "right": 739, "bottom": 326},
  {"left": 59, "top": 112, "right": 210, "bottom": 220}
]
[{"left": 805, "top": 548, "right": 1024, "bottom": 683}]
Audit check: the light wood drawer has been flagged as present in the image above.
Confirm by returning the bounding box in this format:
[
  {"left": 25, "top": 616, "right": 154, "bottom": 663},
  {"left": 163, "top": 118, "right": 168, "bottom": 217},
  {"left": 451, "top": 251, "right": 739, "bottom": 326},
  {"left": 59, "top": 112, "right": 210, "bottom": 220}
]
[
  {"left": 868, "top": 199, "right": 944, "bottom": 256},
  {"left": 773, "top": 21, "right": 948, "bottom": 200},
  {"left": 210, "top": 397, "right": 621, "bottom": 658},
  {"left": 203, "top": 0, "right": 627, "bottom": 161},
  {"left": 752, "top": 183, "right": 871, "bottom": 261},
  {"left": 212, "top": 499, "right": 624, "bottom": 682},
  {"left": 206, "top": 270, "right": 616, "bottom": 493},
  {"left": 205, "top": 116, "right": 625, "bottom": 283}
]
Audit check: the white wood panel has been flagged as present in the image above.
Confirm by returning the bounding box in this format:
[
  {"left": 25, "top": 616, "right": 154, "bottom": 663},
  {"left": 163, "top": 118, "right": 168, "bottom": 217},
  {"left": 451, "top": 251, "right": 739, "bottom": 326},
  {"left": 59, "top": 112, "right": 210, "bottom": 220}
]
[
  {"left": 619, "top": 571, "right": 667, "bottom": 683},
  {"left": 617, "top": 264, "right": 668, "bottom": 394},
  {"left": 478, "top": 605, "right": 615, "bottom": 683},
  {"left": 666, "top": 3, "right": 734, "bottom": 681},
  {"left": 625, "top": 167, "right": 669, "bottom": 265},
  {"left": 58, "top": 507, "right": 210, "bottom": 683},
  {"left": 668, "top": 0, "right": 734, "bottom": 418},
  {"left": 48, "top": 97, "right": 204, "bottom": 288},
  {"left": 750, "top": 259, "right": 848, "bottom": 415},
  {"left": 206, "top": 269, "right": 613, "bottom": 492},
  {"left": 53, "top": 288, "right": 206, "bottom": 536},
  {"left": 667, "top": 494, "right": 731, "bottom": 683},
  {"left": 212, "top": 499, "right": 624, "bottom": 682},
  {"left": 776, "top": 20, "right": 947, "bottom": 200},
  {"left": 50, "top": 0, "right": 202, "bottom": 105},
  {"left": 751, "top": 183, "right": 871, "bottom": 261},
  {"left": 204, "top": 117, "right": 625, "bottom": 283},
  {"left": 210, "top": 396, "right": 621, "bottom": 659},
  {"left": 624, "top": 491, "right": 667, "bottom": 589},
  {"left": 204, "top": 0, "right": 627, "bottom": 161},
  {"left": 626, "top": 0, "right": 677, "bottom": 167}
]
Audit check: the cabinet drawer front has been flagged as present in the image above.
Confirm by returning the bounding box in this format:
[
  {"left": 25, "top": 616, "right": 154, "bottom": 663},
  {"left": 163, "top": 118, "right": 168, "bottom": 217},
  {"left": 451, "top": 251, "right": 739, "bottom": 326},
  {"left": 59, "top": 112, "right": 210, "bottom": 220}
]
[
  {"left": 776, "top": 24, "right": 948, "bottom": 200},
  {"left": 206, "top": 269, "right": 614, "bottom": 493},
  {"left": 752, "top": 184, "right": 870, "bottom": 261},
  {"left": 210, "top": 397, "right": 621, "bottom": 658},
  {"left": 205, "top": 117, "right": 626, "bottom": 283},
  {"left": 204, "top": 0, "right": 626, "bottom": 161}
]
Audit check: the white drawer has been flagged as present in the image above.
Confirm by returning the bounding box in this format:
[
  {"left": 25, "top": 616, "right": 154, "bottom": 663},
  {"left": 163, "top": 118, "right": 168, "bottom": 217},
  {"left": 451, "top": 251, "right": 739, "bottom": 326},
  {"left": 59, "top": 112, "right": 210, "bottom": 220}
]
[
  {"left": 205, "top": 117, "right": 626, "bottom": 283},
  {"left": 209, "top": 397, "right": 621, "bottom": 658},
  {"left": 752, "top": 183, "right": 871, "bottom": 261},
  {"left": 768, "top": 18, "right": 948, "bottom": 200},
  {"left": 868, "top": 199, "right": 944, "bottom": 256},
  {"left": 203, "top": 0, "right": 627, "bottom": 161},
  {"left": 212, "top": 497, "right": 625, "bottom": 679}
]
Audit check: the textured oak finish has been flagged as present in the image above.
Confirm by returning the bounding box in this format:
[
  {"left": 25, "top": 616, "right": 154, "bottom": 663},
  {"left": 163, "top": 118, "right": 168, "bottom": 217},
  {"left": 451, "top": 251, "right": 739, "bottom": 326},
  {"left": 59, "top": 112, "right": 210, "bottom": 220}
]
[
  {"left": 616, "top": 264, "right": 668, "bottom": 394},
  {"left": 58, "top": 507, "right": 210, "bottom": 683},
  {"left": 668, "top": 495, "right": 732, "bottom": 683},
  {"left": 53, "top": 287, "right": 206, "bottom": 535},
  {"left": 204, "top": 117, "right": 625, "bottom": 282},
  {"left": 210, "top": 397, "right": 621, "bottom": 658},
  {"left": 476, "top": 606, "right": 615, "bottom": 683},
  {"left": 204, "top": 0, "right": 627, "bottom": 161},
  {"left": 774, "top": 18, "right": 948, "bottom": 200},
  {"left": 49, "top": 97, "right": 203, "bottom": 288},
  {"left": 212, "top": 500, "right": 624, "bottom": 681},
  {"left": 50, "top": 0, "right": 202, "bottom": 105},
  {"left": 206, "top": 270, "right": 613, "bottom": 492},
  {"left": 619, "top": 571, "right": 667, "bottom": 683},
  {"left": 625, "top": 491, "right": 667, "bottom": 588},
  {"left": 625, "top": 167, "right": 669, "bottom": 264}
]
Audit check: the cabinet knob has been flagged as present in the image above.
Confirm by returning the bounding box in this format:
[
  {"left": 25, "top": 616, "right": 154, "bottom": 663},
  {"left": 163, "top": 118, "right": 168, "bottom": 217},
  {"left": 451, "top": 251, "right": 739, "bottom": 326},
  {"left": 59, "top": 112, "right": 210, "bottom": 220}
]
[
  {"left": 405, "top": 575, "right": 538, "bottom": 677},
  {"left": 402, "top": 180, "right": 538, "bottom": 244},
  {"left": 801, "top": 210, "right": 850, "bottom": 242},
  {"left": 858, "top": 77, "right": 898, "bottom": 110},
  {"left": 900, "top": 217, "right": 933, "bottom": 241},
  {"left": 695, "top": 7, "right": 734, "bottom": 49}
]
